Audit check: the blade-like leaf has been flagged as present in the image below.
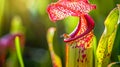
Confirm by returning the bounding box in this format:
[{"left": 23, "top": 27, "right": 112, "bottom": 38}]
[
  {"left": 15, "top": 36, "right": 24, "bottom": 67},
  {"left": 111, "top": 4, "right": 120, "bottom": 62},
  {"left": 47, "top": 27, "right": 62, "bottom": 67},
  {"left": 10, "top": 16, "right": 25, "bottom": 34},
  {"left": 96, "top": 6, "right": 120, "bottom": 67},
  {"left": 0, "top": 0, "right": 5, "bottom": 36}
]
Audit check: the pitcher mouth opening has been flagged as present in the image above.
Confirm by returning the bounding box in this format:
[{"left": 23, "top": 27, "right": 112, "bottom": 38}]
[
  {"left": 47, "top": 0, "right": 96, "bottom": 43},
  {"left": 63, "top": 14, "right": 95, "bottom": 42}
]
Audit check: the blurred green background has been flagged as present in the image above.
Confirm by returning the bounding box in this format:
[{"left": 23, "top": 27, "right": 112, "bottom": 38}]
[{"left": 0, "top": 0, "right": 120, "bottom": 67}]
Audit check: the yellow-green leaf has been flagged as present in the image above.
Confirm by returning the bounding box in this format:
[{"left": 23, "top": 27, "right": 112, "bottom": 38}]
[
  {"left": 47, "top": 27, "right": 62, "bottom": 67},
  {"left": 0, "top": 0, "right": 5, "bottom": 36},
  {"left": 10, "top": 16, "right": 25, "bottom": 34},
  {"left": 96, "top": 6, "right": 120, "bottom": 67}
]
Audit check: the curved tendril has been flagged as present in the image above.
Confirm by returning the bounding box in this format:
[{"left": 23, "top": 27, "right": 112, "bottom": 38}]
[{"left": 64, "top": 14, "right": 95, "bottom": 42}]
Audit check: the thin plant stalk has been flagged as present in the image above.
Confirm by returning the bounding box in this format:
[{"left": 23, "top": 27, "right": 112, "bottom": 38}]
[
  {"left": 107, "top": 62, "right": 120, "bottom": 67},
  {"left": 0, "top": 0, "right": 5, "bottom": 36},
  {"left": 47, "top": 27, "right": 62, "bottom": 67},
  {"left": 15, "top": 36, "right": 24, "bottom": 67}
]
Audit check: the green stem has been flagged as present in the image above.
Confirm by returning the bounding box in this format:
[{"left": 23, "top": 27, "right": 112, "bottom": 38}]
[
  {"left": 0, "top": 0, "right": 5, "bottom": 36},
  {"left": 15, "top": 36, "right": 24, "bottom": 67},
  {"left": 47, "top": 27, "right": 62, "bottom": 67}
]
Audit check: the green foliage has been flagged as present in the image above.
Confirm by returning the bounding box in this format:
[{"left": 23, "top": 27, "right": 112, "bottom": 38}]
[
  {"left": 96, "top": 6, "right": 120, "bottom": 67},
  {"left": 0, "top": 0, "right": 5, "bottom": 36},
  {"left": 0, "top": 0, "right": 120, "bottom": 67},
  {"left": 15, "top": 36, "right": 24, "bottom": 67},
  {"left": 47, "top": 27, "right": 62, "bottom": 67},
  {"left": 10, "top": 16, "right": 25, "bottom": 34}
]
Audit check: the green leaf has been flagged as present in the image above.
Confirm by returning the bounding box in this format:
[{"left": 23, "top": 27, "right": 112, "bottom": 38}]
[
  {"left": 10, "top": 16, "right": 25, "bottom": 34},
  {"left": 96, "top": 6, "right": 120, "bottom": 67},
  {"left": 47, "top": 27, "right": 62, "bottom": 67},
  {"left": 118, "top": 55, "right": 120, "bottom": 61},
  {"left": 111, "top": 4, "right": 120, "bottom": 62},
  {"left": 15, "top": 36, "right": 24, "bottom": 67},
  {"left": 0, "top": 0, "right": 5, "bottom": 36}
]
